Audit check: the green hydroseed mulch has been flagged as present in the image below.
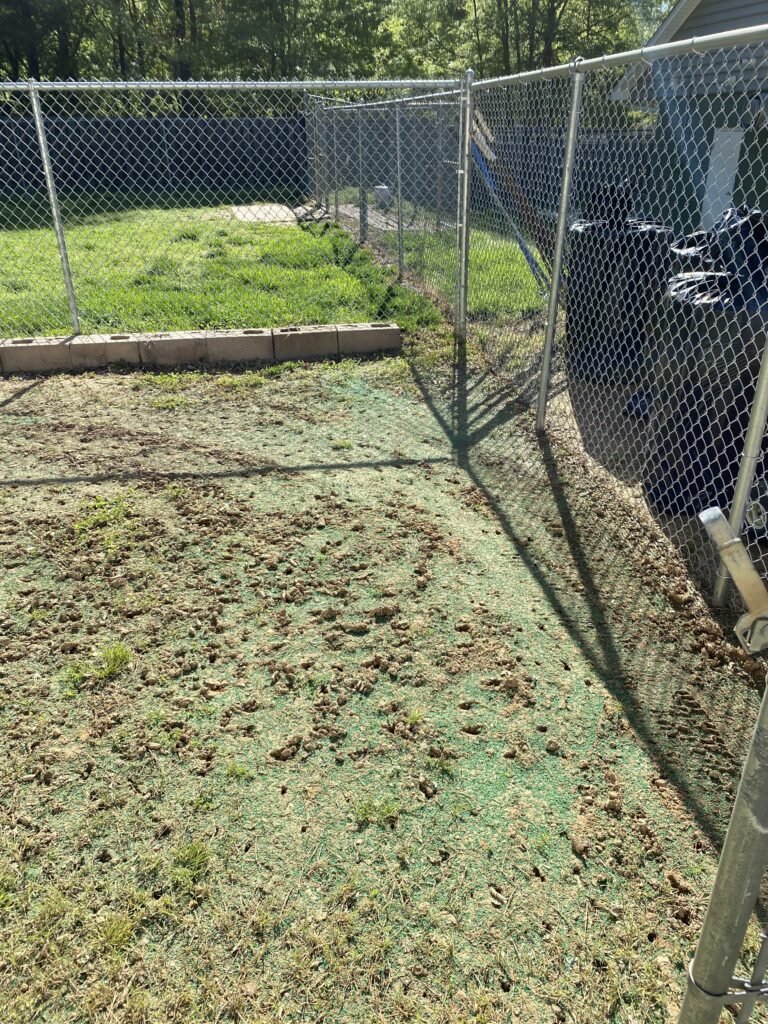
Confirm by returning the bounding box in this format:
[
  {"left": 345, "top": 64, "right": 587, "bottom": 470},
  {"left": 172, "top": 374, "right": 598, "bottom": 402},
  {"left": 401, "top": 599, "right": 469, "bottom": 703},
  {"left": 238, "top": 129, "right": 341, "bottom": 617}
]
[{"left": 0, "top": 341, "right": 764, "bottom": 1023}]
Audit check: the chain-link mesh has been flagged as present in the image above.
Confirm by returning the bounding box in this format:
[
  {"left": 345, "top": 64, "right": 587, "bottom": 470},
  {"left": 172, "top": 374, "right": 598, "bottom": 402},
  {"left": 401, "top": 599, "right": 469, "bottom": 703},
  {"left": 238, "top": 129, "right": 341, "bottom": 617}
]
[
  {"left": 469, "top": 41, "right": 768, "bottom": 606},
  {"left": 309, "top": 88, "right": 461, "bottom": 314},
  {"left": 0, "top": 81, "right": 458, "bottom": 339}
]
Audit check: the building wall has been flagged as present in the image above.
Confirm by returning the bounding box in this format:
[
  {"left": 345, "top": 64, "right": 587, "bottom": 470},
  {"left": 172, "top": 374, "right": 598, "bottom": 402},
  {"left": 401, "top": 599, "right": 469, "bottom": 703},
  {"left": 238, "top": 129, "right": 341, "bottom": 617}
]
[{"left": 671, "top": 0, "right": 768, "bottom": 40}]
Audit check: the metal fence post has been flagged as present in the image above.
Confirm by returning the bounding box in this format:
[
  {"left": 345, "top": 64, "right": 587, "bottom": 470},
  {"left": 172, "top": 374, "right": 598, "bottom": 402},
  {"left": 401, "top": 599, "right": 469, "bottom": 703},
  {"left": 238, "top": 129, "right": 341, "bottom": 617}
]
[
  {"left": 677, "top": 671, "right": 768, "bottom": 1024},
  {"left": 358, "top": 105, "right": 368, "bottom": 242},
  {"left": 712, "top": 337, "right": 768, "bottom": 606},
  {"left": 455, "top": 68, "right": 475, "bottom": 345},
  {"left": 534, "top": 68, "right": 585, "bottom": 433},
  {"left": 321, "top": 102, "right": 330, "bottom": 211},
  {"left": 436, "top": 103, "right": 445, "bottom": 230},
  {"left": 332, "top": 108, "right": 339, "bottom": 221},
  {"left": 395, "top": 101, "right": 405, "bottom": 280},
  {"left": 28, "top": 79, "right": 79, "bottom": 334},
  {"left": 678, "top": 509, "right": 768, "bottom": 1024}
]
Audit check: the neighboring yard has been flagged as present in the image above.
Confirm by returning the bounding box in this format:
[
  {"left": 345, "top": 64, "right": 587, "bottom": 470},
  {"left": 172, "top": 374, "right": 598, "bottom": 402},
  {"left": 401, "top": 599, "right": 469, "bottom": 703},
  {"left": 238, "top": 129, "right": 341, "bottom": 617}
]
[
  {"left": 0, "top": 336, "right": 764, "bottom": 1023},
  {"left": 0, "top": 199, "right": 541, "bottom": 340},
  {"left": 0, "top": 210, "right": 441, "bottom": 337}
]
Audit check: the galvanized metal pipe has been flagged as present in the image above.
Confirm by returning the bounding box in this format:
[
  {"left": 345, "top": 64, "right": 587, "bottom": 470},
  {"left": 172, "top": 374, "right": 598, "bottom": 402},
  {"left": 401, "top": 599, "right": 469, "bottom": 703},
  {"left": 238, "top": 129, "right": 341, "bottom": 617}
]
[
  {"left": 455, "top": 69, "right": 474, "bottom": 345},
  {"left": 332, "top": 87, "right": 462, "bottom": 111},
  {"left": 677, "top": 676, "right": 768, "bottom": 1024},
  {"left": 535, "top": 70, "right": 584, "bottom": 433},
  {"left": 357, "top": 107, "right": 367, "bottom": 243},
  {"left": 713, "top": 336, "right": 768, "bottom": 606},
  {"left": 4, "top": 79, "right": 461, "bottom": 92},
  {"left": 28, "top": 79, "right": 79, "bottom": 334},
  {"left": 395, "top": 101, "right": 404, "bottom": 280},
  {"left": 332, "top": 109, "right": 339, "bottom": 221}
]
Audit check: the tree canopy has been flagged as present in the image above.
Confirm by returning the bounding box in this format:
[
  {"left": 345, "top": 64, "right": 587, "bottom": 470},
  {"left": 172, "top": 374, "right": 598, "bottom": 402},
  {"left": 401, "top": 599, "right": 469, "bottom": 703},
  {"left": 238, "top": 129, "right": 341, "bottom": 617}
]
[{"left": 0, "top": 0, "right": 669, "bottom": 81}]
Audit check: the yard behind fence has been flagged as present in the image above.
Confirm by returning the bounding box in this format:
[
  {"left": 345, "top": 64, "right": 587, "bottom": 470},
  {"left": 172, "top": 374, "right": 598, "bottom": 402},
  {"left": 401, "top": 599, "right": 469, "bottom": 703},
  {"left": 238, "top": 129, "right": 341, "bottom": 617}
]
[{"left": 4, "top": 29, "right": 768, "bottom": 618}]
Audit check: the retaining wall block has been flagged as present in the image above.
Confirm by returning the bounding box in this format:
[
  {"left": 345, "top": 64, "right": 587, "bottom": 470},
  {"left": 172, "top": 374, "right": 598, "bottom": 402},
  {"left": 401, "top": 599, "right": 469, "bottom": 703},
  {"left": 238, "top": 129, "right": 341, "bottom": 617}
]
[
  {"left": 139, "top": 332, "right": 208, "bottom": 367},
  {"left": 0, "top": 337, "right": 73, "bottom": 374},
  {"left": 206, "top": 329, "right": 274, "bottom": 364},
  {"left": 337, "top": 322, "right": 402, "bottom": 355},
  {"left": 104, "top": 334, "right": 142, "bottom": 366},
  {"left": 273, "top": 325, "right": 339, "bottom": 362}
]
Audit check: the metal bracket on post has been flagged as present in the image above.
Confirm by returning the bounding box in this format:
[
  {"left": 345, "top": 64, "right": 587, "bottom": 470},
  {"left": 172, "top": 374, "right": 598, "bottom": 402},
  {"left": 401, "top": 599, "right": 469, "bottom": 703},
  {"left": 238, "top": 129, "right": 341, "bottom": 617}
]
[
  {"left": 700, "top": 507, "right": 768, "bottom": 653},
  {"left": 712, "top": 335, "right": 768, "bottom": 607},
  {"left": 358, "top": 105, "right": 368, "bottom": 243},
  {"left": 395, "top": 100, "right": 405, "bottom": 280},
  {"left": 28, "top": 79, "right": 79, "bottom": 334},
  {"left": 455, "top": 68, "right": 475, "bottom": 346},
  {"left": 676, "top": 507, "right": 768, "bottom": 1024},
  {"left": 535, "top": 67, "right": 585, "bottom": 433}
]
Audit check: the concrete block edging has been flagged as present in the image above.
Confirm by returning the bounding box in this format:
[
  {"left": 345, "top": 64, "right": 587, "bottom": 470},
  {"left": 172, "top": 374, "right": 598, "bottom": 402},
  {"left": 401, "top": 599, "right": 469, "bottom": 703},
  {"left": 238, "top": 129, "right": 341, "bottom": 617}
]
[{"left": 0, "top": 324, "right": 402, "bottom": 375}]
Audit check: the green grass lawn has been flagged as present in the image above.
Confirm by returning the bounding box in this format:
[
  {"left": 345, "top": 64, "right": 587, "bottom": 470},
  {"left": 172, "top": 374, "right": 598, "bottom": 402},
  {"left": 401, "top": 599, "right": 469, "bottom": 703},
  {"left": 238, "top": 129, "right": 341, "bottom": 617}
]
[
  {"left": 0, "top": 206, "right": 442, "bottom": 339},
  {"left": 373, "top": 212, "right": 544, "bottom": 322},
  {"left": 0, "top": 192, "right": 545, "bottom": 341}
]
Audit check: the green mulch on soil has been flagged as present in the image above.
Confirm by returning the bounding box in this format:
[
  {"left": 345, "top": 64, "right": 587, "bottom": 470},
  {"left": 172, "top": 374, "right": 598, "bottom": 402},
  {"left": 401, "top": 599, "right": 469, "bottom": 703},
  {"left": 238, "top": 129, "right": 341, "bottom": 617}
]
[{"left": 0, "top": 335, "right": 764, "bottom": 1023}]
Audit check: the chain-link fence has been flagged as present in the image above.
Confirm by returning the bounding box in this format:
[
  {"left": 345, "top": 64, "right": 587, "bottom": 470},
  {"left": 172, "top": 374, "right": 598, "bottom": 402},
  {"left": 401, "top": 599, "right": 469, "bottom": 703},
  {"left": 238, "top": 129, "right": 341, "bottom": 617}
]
[
  {"left": 467, "top": 27, "right": 768, "bottom": 614},
  {"left": 307, "top": 87, "right": 462, "bottom": 313},
  {"left": 5, "top": 31, "right": 768, "bottom": 619},
  {"left": 0, "top": 79, "right": 460, "bottom": 339}
]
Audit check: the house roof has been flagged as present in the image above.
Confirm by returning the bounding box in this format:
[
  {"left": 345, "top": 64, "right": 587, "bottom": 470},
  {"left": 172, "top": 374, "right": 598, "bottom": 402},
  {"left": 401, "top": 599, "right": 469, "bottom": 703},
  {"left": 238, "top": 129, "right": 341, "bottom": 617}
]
[
  {"left": 642, "top": 0, "right": 704, "bottom": 48},
  {"left": 610, "top": 0, "right": 704, "bottom": 101}
]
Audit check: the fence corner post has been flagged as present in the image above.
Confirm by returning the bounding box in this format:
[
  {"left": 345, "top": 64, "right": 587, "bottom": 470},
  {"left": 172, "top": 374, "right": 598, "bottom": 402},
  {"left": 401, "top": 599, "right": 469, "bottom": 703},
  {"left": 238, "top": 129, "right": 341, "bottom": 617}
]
[
  {"left": 28, "top": 78, "right": 79, "bottom": 335},
  {"left": 455, "top": 68, "right": 475, "bottom": 347},
  {"left": 535, "top": 67, "right": 585, "bottom": 434}
]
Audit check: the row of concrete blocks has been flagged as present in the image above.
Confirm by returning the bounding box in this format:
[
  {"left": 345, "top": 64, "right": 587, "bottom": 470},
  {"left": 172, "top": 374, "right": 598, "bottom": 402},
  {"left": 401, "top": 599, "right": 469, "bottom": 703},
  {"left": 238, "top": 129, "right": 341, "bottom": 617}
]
[{"left": 0, "top": 322, "right": 402, "bottom": 375}]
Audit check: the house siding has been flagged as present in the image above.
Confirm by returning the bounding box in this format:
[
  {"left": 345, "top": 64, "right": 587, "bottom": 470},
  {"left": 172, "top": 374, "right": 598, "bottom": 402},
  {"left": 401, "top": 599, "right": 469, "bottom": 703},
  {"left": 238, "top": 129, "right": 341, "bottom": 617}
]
[{"left": 671, "top": 0, "right": 768, "bottom": 39}]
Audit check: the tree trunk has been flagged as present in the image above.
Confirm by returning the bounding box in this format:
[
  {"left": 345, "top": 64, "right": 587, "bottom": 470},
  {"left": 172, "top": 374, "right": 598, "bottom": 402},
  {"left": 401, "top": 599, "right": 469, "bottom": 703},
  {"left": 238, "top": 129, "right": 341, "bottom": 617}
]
[
  {"left": 19, "top": 0, "right": 39, "bottom": 79},
  {"left": 496, "top": 0, "right": 511, "bottom": 76},
  {"left": 113, "top": 0, "right": 128, "bottom": 78},
  {"left": 173, "top": 0, "right": 191, "bottom": 79},
  {"left": 471, "top": 0, "right": 485, "bottom": 78},
  {"left": 527, "top": 0, "right": 538, "bottom": 69}
]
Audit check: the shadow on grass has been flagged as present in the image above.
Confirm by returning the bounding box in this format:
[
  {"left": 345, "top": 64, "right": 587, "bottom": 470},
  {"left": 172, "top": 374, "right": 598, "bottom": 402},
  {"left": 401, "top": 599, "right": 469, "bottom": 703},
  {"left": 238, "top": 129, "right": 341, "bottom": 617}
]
[{"left": 409, "top": 329, "right": 757, "bottom": 854}]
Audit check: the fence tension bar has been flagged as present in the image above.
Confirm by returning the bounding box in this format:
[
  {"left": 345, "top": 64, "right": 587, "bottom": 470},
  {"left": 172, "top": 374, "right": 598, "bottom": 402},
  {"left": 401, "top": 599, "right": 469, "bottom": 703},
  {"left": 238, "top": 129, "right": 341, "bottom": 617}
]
[
  {"left": 455, "top": 68, "right": 475, "bottom": 346},
  {"left": 535, "top": 66, "right": 584, "bottom": 433},
  {"left": 28, "top": 79, "right": 80, "bottom": 335}
]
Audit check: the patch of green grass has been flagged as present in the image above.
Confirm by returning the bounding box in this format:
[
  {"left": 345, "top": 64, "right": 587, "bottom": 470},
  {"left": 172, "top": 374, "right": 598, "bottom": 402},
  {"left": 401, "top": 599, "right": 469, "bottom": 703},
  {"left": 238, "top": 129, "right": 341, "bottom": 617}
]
[
  {"left": 169, "top": 842, "right": 210, "bottom": 896},
  {"left": 97, "top": 643, "right": 132, "bottom": 680},
  {"left": 151, "top": 394, "right": 190, "bottom": 410},
  {"left": 0, "top": 205, "right": 444, "bottom": 338},
  {"left": 73, "top": 492, "right": 137, "bottom": 557},
  {"left": 353, "top": 797, "right": 402, "bottom": 829},
  {"left": 58, "top": 643, "right": 133, "bottom": 693},
  {"left": 95, "top": 910, "right": 137, "bottom": 950}
]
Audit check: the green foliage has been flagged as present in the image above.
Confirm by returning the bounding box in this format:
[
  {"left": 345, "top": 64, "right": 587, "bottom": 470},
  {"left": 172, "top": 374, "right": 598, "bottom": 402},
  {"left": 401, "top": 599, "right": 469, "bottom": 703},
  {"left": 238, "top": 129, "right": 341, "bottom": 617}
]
[
  {"left": 0, "top": 0, "right": 668, "bottom": 82},
  {"left": 59, "top": 643, "right": 133, "bottom": 693}
]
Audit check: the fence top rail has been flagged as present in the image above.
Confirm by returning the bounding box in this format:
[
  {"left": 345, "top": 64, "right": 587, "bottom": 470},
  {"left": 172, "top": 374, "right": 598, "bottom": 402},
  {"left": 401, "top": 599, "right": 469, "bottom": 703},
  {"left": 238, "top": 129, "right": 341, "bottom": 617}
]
[
  {"left": 472, "top": 21, "right": 768, "bottom": 89},
  {"left": 328, "top": 87, "right": 462, "bottom": 110},
  {"left": 0, "top": 78, "right": 461, "bottom": 93}
]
